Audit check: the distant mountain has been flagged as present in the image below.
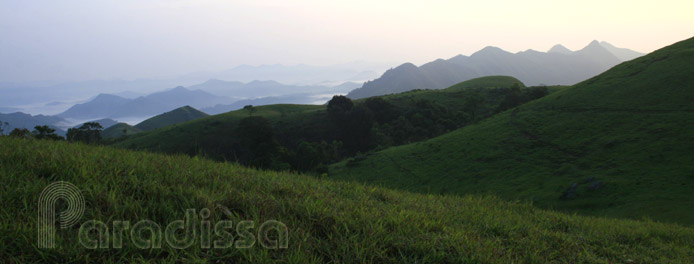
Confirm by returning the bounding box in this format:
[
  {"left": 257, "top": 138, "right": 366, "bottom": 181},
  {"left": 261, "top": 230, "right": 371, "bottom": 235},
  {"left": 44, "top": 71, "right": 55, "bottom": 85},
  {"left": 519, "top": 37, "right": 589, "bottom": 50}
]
[
  {"left": 58, "top": 94, "right": 131, "bottom": 119},
  {"left": 0, "top": 112, "right": 68, "bottom": 136},
  {"left": 134, "top": 106, "right": 209, "bottom": 132},
  {"left": 211, "top": 62, "right": 386, "bottom": 85},
  {"left": 57, "top": 87, "right": 232, "bottom": 119},
  {"left": 347, "top": 40, "right": 644, "bottom": 99},
  {"left": 189, "top": 80, "right": 360, "bottom": 115},
  {"left": 0, "top": 78, "right": 209, "bottom": 109},
  {"left": 599, "top": 41, "right": 645, "bottom": 61},
  {"left": 548, "top": 44, "right": 573, "bottom": 54},
  {"left": 102, "top": 123, "right": 143, "bottom": 139},
  {"left": 189, "top": 79, "right": 358, "bottom": 99}
]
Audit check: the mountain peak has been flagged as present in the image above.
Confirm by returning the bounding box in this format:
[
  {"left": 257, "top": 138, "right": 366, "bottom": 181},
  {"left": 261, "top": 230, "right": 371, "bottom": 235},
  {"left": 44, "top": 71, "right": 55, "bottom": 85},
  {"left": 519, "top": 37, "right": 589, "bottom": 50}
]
[
  {"left": 548, "top": 44, "right": 573, "bottom": 54},
  {"left": 171, "top": 86, "right": 188, "bottom": 92},
  {"left": 585, "top": 40, "right": 602, "bottom": 49},
  {"left": 94, "top": 93, "right": 122, "bottom": 99},
  {"left": 472, "top": 46, "right": 509, "bottom": 57},
  {"left": 577, "top": 39, "right": 612, "bottom": 54},
  {"left": 598, "top": 41, "right": 645, "bottom": 61}
]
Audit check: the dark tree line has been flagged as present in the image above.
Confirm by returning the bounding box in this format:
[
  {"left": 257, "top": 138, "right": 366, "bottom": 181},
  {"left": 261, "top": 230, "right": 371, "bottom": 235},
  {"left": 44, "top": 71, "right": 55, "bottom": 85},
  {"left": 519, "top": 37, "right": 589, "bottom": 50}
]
[
  {"left": 230, "top": 85, "right": 549, "bottom": 173},
  {"left": 2, "top": 121, "right": 104, "bottom": 144},
  {"left": 0, "top": 120, "right": 9, "bottom": 136},
  {"left": 66, "top": 122, "right": 103, "bottom": 144}
]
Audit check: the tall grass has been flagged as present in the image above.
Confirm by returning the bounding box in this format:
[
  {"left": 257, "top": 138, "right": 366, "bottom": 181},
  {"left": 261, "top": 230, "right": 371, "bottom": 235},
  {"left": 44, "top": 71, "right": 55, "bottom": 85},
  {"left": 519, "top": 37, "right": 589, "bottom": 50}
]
[{"left": 1, "top": 137, "right": 693, "bottom": 263}]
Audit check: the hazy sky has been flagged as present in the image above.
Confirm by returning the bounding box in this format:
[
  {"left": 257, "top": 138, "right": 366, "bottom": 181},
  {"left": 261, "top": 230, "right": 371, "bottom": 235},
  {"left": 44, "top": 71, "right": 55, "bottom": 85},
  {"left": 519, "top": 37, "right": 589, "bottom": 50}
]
[{"left": 1, "top": 0, "right": 692, "bottom": 83}]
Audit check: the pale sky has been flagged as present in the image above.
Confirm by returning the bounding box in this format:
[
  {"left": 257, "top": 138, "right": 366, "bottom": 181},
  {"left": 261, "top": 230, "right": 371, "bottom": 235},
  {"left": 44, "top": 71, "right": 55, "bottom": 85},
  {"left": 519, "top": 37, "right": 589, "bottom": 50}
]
[{"left": 1, "top": 0, "right": 692, "bottom": 83}]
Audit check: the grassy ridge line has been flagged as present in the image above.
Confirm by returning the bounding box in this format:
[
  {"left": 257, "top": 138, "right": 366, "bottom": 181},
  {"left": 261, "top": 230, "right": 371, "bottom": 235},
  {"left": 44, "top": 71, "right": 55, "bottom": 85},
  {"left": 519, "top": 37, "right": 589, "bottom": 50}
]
[
  {"left": 1, "top": 137, "right": 694, "bottom": 263},
  {"left": 134, "top": 105, "right": 209, "bottom": 132},
  {"left": 110, "top": 104, "right": 323, "bottom": 152},
  {"left": 328, "top": 37, "right": 694, "bottom": 225},
  {"left": 102, "top": 123, "right": 143, "bottom": 139}
]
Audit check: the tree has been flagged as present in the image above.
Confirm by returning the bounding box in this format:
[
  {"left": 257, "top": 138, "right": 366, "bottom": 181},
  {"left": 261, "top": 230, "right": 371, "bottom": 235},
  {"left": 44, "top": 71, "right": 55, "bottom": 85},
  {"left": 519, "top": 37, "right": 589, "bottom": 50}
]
[
  {"left": 345, "top": 104, "right": 375, "bottom": 151},
  {"left": 0, "top": 120, "right": 8, "bottom": 135},
  {"left": 235, "top": 116, "right": 283, "bottom": 169},
  {"left": 32, "top": 125, "right": 64, "bottom": 140},
  {"left": 327, "top": 95, "right": 353, "bottom": 121},
  {"left": 525, "top": 86, "right": 549, "bottom": 100},
  {"left": 67, "top": 122, "right": 103, "bottom": 144},
  {"left": 497, "top": 83, "right": 523, "bottom": 112},
  {"left": 463, "top": 92, "right": 485, "bottom": 120},
  {"left": 364, "top": 97, "right": 396, "bottom": 124},
  {"left": 9, "top": 128, "right": 31, "bottom": 138},
  {"left": 243, "top": 105, "right": 257, "bottom": 116}
]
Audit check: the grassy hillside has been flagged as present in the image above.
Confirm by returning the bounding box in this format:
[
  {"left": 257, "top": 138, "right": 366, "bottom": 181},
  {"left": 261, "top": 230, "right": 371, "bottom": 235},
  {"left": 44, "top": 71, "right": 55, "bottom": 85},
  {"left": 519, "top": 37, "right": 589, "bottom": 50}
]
[
  {"left": 111, "top": 104, "right": 324, "bottom": 156},
  {"left": 109, "top": 77, "right": 550, "bottom": 172},
  {"left": 134, "top": 105, "right": 209, "bottom": 132},
  {"left": 330, "top": 37, "right": 694, "bottom": 225},
  {"left": 102, "top": 123, "right": 143, "bottom": 139},
  {"left": 2, "top": 137, "right": 694, "bottom": 263}
]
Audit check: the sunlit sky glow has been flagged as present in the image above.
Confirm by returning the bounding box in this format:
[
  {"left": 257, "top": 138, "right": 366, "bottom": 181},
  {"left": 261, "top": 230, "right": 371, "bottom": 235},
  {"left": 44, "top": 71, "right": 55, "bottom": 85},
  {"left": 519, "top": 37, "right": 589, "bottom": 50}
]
[{"left": 1, "top": 0, "right": 692, "bottom": 82}]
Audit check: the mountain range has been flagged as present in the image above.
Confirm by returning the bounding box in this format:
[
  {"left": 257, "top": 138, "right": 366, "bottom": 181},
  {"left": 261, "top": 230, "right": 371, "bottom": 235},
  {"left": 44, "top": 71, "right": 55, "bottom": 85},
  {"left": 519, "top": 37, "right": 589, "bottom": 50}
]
[
  {"left": 347, "top": 41, "right": 644, "bottom": 99},
  {"left": 188, "top": 79, "right": 359, "bottom": 99},
  {"left": 56, "top": 80, "right": 359, "bottom": 120},
  {"left": 57, "top": 86, "right": 230, "bottom": 120},
  {"left": 0, "top": 112, "right": 68, "bottom": 135}
]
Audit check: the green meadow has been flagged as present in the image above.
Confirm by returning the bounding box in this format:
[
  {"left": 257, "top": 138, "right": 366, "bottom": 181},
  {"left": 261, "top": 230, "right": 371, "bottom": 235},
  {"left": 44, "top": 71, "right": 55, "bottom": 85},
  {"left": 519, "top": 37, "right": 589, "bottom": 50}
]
[{"left": 2, "top": 137, "right": 694, "bottom": 263}]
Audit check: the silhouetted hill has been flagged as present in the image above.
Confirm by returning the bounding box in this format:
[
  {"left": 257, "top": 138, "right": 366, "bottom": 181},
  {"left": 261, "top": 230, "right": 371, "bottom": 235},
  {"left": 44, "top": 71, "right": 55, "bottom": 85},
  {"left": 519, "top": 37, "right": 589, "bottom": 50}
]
[
  {"left": 134, "top": 105, "right": 209, "bottom": 131},
  {"left": 599, "top": 41, "right": 645, "bottom": 61},
  {"left": 102, "top": 122, "right": 143, "bottom": 139},
  {"left": 0, "top": 112, "right": 67, "bottom": 135},
  {"left": 57, "top": 87, "right": 231, "bottom": 119},
  {"left": 548, "top": 44, "right": 572, "bottom": 54},
  {"left": 347, "top": 41, "right": 641, "bottom": 99},
  {"left": 57, "top": 94, "right": 131, "bottom": 119}
]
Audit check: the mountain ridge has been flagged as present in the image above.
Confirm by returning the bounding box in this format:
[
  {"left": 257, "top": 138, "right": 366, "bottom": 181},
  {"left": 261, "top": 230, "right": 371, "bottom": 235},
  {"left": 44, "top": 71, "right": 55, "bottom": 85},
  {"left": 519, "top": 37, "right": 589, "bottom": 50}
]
[{"left": 347, "top": 41, "right": 643, "bottom": 99}]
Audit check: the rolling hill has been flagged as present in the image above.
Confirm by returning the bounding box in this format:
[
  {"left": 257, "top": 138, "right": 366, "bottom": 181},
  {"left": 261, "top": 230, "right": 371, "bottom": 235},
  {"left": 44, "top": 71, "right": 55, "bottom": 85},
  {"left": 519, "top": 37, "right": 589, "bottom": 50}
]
[
  {"left": 108, "top": 76, "right": 549, "bottom": 172},
  {"left": 347, "top": 41, "right": 643, "bottom": 99},
  {"left": 330, "top": 37, "right": 694, "bottom": 225},
  {"left": 101, "top": 123, "right": 143, "bottom": 139},
  {"left": 2, "top": 137, "right": 693, "bottom": 262},
  {"left": 134, "top": 105, "right": 209, "bottom": 132},
  {"left": 110, "top": 104, "right": 326, "bottom": 157}
]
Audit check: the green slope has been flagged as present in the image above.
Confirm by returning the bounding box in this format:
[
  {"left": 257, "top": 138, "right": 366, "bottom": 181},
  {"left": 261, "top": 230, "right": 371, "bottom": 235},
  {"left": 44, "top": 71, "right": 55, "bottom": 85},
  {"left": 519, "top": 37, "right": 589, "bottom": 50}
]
[
  {"left": 109, "top": 77, "right": 548, "bottom": 167},
  {"left": 2, "top": 137, "right": 694, "bottom": 263},
  {"left": 111, "top": 104, "right": 324, "bottom": 157},
  {"left": 446, "top": 75, "right": 525, "bottom": 91},
  {"left": 101, "top": 122, "right": 143, "bottom": 139},
  {"left": 329, "top": 37, "right": 694, "bottom": 225},
  {"left": 134, "top": 105, "right": 209, "bottom": 132}
]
